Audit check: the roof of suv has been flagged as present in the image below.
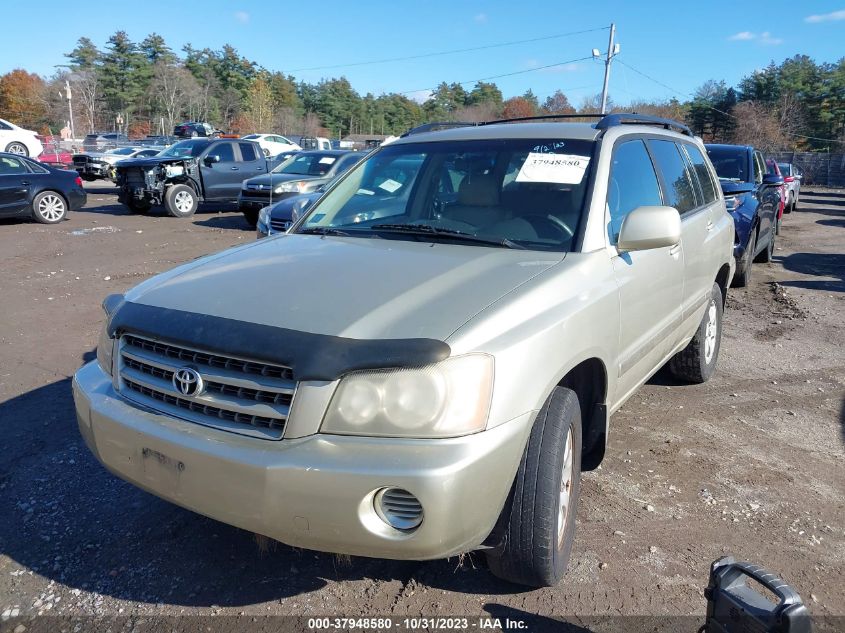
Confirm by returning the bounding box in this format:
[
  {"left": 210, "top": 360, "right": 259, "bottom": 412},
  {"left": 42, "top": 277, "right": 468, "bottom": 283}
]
[{"left": 390, "top": 122, "right": 603, "bottom": 145}]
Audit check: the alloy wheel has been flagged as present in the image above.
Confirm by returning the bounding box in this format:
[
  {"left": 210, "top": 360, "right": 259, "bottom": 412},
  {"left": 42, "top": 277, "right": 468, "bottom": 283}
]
[
  {"left": 174, "top": 191, "right": 194, "bottom": 213},
  {"left": 37, "top": 195, "right": 65, "bottom": 221},
  {"left": 557, "top": 427, "right": 575, "bottom": 547},
  {"left": 704, "top": 300, "right": 718, "bottom": 364}
]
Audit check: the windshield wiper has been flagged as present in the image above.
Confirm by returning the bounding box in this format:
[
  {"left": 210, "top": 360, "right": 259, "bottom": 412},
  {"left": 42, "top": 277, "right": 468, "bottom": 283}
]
[
  {"left": 370, "top": 223, "right": 525, "bottom": 249},
  {"left": 297, "top": 226, "right": 351, "bottom": 236}
]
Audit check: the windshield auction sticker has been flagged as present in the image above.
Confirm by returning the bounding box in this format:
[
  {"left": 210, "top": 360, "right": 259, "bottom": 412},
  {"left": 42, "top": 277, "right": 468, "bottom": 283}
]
[{"left": 515, "top": 153, "right": 590, "bottom": 184}]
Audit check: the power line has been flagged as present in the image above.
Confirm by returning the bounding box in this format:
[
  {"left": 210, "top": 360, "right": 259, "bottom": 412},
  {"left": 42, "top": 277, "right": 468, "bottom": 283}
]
[
  {"left": 615, "top": 58, "right": 845, "bottom": 144},
  {"left": 287, "top": 27, "right": 609, "bottom": 73},
  {"left": 397, "top": 55, "right": 596, "bottom": 97}
]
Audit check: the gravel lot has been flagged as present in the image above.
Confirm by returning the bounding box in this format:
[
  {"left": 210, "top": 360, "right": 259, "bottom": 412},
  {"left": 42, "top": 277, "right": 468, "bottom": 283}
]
[{"left": 1, "top": 183, "right": 843, "bottom": 630}]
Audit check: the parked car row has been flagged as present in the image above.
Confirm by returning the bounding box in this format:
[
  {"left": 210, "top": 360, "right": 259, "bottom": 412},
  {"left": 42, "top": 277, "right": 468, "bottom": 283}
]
[
  {"left": 73, "top": 146, "right": 164, "bottom": 181},
  {"left": 704, "top": 144, "right": 800, "bottom": 287},
  {"left": 0, "top": 151, "right": 86, "bottom": 223}
]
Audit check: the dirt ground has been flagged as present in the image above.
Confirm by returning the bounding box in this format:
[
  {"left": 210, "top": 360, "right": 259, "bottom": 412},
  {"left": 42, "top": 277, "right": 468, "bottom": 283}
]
[{"left": 1, "top": 183, "right": 843, "bottom": 631}]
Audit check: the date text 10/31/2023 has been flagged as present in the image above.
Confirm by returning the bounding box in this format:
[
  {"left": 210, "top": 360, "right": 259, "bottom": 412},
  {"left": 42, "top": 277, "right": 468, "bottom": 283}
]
[{"left": 307, "top": 617, "right": 528, "bottom": 630}]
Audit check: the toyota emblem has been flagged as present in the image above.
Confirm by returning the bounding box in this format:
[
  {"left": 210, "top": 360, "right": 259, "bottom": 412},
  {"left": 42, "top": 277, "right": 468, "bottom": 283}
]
[{"left": 173, "top": 367, "right": 204, "bottom": 397}]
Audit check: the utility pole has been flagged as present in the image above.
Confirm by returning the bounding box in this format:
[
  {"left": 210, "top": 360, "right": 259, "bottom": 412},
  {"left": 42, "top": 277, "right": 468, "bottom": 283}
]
[
  {"left": 593, "top": 23, "right": 620, "bottom": 114},
  {"left": 63, "top": 81, "right": 75, "bottom": 140}
]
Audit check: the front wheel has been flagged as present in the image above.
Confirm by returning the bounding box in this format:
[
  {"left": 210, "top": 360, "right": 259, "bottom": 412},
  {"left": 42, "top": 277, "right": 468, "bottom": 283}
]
[
  {"left": 32, "top": 191, "right": 67, "bottom": 224},
  {"left": 126, "top": 198, "right": 152, "bottom": 214},
  {"left": 731, "top": 230, "right": 755, "bottom": 288},
  {"left": 164, "top": 184, "right": 198, "bottom": 218},
  {"left": 5, "top": 142, "right": 28, "bottom": 156},
  {"left": 755, "top": 230, "right": 774, "bottom": 263},
  {"left": 785, "top": 192, "right": 794, "bottom": 214},
  {"left": 242, "top": 209, "right": 259, "bottom": 228},
  {"left": 669, "top": 283, "right": 723, "bottom": 384},
  {"left": 486, "top": 387, "right": 582, "bottom": 587}
]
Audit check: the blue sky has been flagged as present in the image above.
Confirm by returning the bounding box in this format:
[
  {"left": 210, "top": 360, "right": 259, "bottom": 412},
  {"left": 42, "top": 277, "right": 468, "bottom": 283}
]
[{"left": 3, "top": 1, "right": 844, "bottom": 104}]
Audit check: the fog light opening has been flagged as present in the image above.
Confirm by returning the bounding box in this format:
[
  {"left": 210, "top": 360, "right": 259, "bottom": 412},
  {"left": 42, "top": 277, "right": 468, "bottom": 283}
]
[{"left": 374, "top": 487, "right": 423, "bottom": 531}]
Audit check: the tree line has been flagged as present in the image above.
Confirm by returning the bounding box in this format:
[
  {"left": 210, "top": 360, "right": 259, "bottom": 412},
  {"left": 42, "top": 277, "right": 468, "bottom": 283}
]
[{"left": 0, "top": 31, "right": 842, "bottom": 151}]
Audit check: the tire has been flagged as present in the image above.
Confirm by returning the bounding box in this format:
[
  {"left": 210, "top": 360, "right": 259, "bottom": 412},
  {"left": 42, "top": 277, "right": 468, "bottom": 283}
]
[
  {"left": 164, "top": 184, "right": 198, "bottom": 218},
  {"left": 5, "top": 142, "right": 29, "bottom": 156},
  {"left": 262, "top": 148, "right": 270, "bottom": 157},
  {"left": 775, "top": 217, "right": 781, "bottom": 235},
  {"left": 785, "top": 192, "right": 794, "bottom": 214},
  {"left": 486, "top": 387, "right": 582, "bottom": 587},
  {"left": 755, "top": 229, "right": 774, "bottom": 263},
  {"left": 31, "top": 191, "right": 67, "bottom": 224},
  {"left": 243, "top": 209, "right": 259, "bottom": 228},
  {"left": 669, "top": 283, "right": 723, "bottom": 384},
  {"left": 81, "top": 174, "right": 97, "bottom": 182},
  {"left": 126, "top": 198, "right": 152, "bottom": 214},
  {"left": 731, "top": 230, "right": 755, "bottom": 288}
]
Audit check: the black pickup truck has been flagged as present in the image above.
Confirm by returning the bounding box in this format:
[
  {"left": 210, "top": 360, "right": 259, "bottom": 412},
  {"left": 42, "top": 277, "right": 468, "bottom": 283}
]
[{"left": 114, "top": 138, "right": 270, "bottom": 217}]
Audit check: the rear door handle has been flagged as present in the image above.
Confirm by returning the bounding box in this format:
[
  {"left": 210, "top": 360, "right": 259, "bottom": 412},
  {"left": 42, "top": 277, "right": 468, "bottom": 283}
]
[
  {"left": 706, "top": 220, "right": 714, "bottom": 231},
  {"left": 669, "top": 244, "right": 682, "bottom": 256},
  {"left": 20, "top": 180, "right": 31, "bottom": 185},
  {"left": 230, "top": 167, "right": 239, "bottom": 170}
]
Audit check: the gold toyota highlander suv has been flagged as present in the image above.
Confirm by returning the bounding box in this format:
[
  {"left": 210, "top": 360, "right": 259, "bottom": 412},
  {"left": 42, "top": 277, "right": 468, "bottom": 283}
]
[{"left": 73, "top": 114, "right": 735, "bottom": 586}]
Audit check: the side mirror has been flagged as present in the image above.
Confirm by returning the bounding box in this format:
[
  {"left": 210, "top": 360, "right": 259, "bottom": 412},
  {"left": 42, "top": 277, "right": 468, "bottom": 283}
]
[
  {"left": 762, "top": 174, "right": 784, "bottom": 186},
  {"left": 617, "top": 205, "right": 681, "bottom": 253},
  {"left": 204, "top": 154, "right": 220, "bottom": 166}
]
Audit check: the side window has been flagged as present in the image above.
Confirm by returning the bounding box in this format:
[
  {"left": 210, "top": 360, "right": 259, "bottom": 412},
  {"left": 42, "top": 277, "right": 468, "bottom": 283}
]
[
  {"left": 648, "top": 139, "right": 698, "bottom": 214},
  {"left": 0, "top": 120, "right": 11, "bottom": 130},
  {"left": 0, "top": 156, "right": 29, "bottom": 175},
  {"left": 238, "top": 142, "right": 258, "bottom": 162},
  {"left": 213, "top": 143, "right": 235, "bottom": 162},
  {"left": 684, "top": 144, "right": 718, "bottom": 204},
  {"left": 607, "top": 139, "right": 663, "bottom": 243}
]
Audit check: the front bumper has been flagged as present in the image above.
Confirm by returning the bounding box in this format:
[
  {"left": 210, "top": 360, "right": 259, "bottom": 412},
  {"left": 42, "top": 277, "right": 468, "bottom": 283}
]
[
  {"left": 75, "top": 164, "right": 109, "bottom": 177},
  {"left": 72, "top": 361, "right": 531, "bottom": 560}
]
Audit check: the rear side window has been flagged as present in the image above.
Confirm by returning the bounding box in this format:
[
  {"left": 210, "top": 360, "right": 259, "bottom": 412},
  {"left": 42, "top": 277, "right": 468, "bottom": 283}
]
[
  {"left": 648, "top": 139, "right": 698, "bottom": 214},
  {"left": 607, "top": 139, "right": 663, "bottom": 243},
  {"left": 683, "top": 144, "right": 718, "bottom": 204},
  {"left": 239, "top": 143, "right": 258, "bottom": 162},
  {"left": 213, "top": 143, "right": 235, "bottom": 162}
]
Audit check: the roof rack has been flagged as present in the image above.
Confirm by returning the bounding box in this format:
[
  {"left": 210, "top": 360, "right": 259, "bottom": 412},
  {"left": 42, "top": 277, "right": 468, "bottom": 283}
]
[
  {"left": 478, "top": 113, "right": 605, "bottom": 125},
  {"left": 595, "top": 113, "right": 693, "bottom": 137},
  {"left": 401, "top": 112, "right": 693, "bottom": 138},
  {"left": 402, "top": 121, "right": 478, "bottom": 137}
]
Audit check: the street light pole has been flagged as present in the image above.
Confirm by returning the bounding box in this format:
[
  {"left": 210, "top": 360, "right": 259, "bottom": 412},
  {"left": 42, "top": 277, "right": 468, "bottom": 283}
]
[
  {"left": 595, "top": 23, "right": 620, "bottom": 115},
  {"left": 64, "top": 80, "right": 75, "bottom": 140}
]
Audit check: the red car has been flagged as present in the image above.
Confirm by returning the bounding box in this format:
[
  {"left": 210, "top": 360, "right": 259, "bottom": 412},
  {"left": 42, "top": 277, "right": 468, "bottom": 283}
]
[
  {"left": 766, "top": 159, "right": 786, "bottom": 235},
  {"left": 36, "top": 135, "right": 74, "bottom": 169}
]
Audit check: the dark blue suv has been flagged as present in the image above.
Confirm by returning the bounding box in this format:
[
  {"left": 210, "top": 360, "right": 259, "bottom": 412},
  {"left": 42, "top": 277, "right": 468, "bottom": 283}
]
[{"left": 705, "top": 144, "right": 783, "bottom": 287}]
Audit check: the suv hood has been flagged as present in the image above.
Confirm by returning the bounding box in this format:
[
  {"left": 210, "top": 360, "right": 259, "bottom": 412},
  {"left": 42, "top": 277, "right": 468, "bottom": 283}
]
[
  {"left": 244, "top": 173, "right": 321, "bottom": 188},
  {"left": 115, "top": 156, "right": 195, "bottom": 169},
  {"left": 124, "top": 235, "right": 564, "bottom": 340}
]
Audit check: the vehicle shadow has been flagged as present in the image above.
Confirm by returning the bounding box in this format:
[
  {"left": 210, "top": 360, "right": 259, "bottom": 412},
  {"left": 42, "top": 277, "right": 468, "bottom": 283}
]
[
  {"left": 0, "top": 353, "right": 530, "bottom": 608},
  {"left": 816, "top": 219, "right": 845, "bottom": 229},
  {"left": 193, "top": 215, "right": 254, "bottom": 232},
  {"left": 483, "top": 604, "right": 594, "bottom": 632},
  {"left": 801, "top": 190, "right": 845, "bottom": 199},
  {"left": 777, "top": 252, "right": 845, "bottom": 293}
]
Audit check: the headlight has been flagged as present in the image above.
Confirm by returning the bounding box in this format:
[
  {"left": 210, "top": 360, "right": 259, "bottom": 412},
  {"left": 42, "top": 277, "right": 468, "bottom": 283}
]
[
  {"left": 96, "top": 294, "right": 122, "bottom": 376},
  {"left": 321, "top": 354, "right": 494, "bottom": 438},
  {"left": 274, "top": 181, "right": 306, "bottom": 194}
]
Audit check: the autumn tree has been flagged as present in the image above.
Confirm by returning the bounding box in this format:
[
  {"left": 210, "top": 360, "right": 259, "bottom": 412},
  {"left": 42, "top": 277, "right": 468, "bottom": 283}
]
[
  {"left": 0, "top": 70, "right": 47, "bottom": 129},
  {"left": 502, "top": 96, "right": 536, "bottom": 119},
  {"left": 542, "top": 90, "right": 575, "bottom": 114}
]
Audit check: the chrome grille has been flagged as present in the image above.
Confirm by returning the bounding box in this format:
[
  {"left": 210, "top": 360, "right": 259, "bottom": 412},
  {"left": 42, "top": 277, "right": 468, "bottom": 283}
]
[
  {"left": 269, "top": 219, "right": 292, "bottom": 233},
  {"left": 118, "top": 334, "right": 295, "bottom": 439}
]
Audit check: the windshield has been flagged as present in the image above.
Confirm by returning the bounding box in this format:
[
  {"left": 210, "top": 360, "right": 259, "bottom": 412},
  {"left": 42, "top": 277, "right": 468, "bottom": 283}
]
[
  {"left": 297, "top": 138, "right": 595, "bottom": 252},
  {"left": 778, "top": 163, "right": 791, "bottom": 175},
  {"left": 706, "top": 147, "right": 748, "bottom": 182},
  {"left": 272, "top": 152, "right": 340, "bottom": 175},
  {"left": 159, "top": 140, "right": 210, "bottom": 158}
]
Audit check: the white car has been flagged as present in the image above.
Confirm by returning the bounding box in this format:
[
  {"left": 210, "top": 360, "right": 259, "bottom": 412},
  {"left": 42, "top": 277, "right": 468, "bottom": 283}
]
[
  {"left": 0, "top": 118, "right": 43, "bottom": 157},
  {"left": 241, "top": 134, "right": 301, "bottom": 157}
]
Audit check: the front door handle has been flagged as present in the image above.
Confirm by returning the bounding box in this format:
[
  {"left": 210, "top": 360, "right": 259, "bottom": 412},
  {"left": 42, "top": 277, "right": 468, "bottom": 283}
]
[
  {"left": 706, "top": 220, "right": 714, "bottom": 231},
  {"left": 20, "top": 180, "right": 31, "bottom": 185},
  {"left": 230, "top": 167, "right": 239, "bottom": 171}
]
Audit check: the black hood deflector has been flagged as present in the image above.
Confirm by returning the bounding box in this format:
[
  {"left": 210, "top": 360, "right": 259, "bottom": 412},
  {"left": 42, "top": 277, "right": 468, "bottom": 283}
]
[{"left": 106, "top": 300, "right": 451, "bottom": 382}]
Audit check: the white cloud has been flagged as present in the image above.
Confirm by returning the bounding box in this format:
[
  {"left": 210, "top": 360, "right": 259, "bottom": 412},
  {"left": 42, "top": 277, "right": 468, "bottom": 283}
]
[
  {"left": 728, "top": 31, "right": 755, "bottom": 41},
  {"left": 759, "top": 31, "right": 783, "bottom": 45},
  {"left": 727, "top": 30, "right": 782, "bottom": 45},
  {"left": 234, "top": 11, "right": 250, "bottom": 24},
  {"left": 406, "top": 90, "right": 433, "bottom": 104},
  {"left": 805, "top": 9, "right": 845, "bottom": 22},
  {"left": 473, "top": 13, "right": 488, "bottom": 23}
]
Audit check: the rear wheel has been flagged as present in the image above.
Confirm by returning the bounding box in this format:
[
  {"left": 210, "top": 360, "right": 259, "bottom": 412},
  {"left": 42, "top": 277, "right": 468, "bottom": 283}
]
[
  {"left": 486, "top": 387, "right": 581, "bottom": 587},
  {"left": 6, "top": 142, "right": 28, "bottom": 156},
  {"left": 755, "top": 230, "right": 774, "bottom": 263},
  {"left": 32, "top": 191, "right": 67, "bottom": 224},
  {"left": 164, "top": 184, "right": 198, "bottom": 218},
  {"left": 732, "top": 230, "right": 755, "bottom": 288},
  {"left": 786, "top": 192, "right": 794, "bottom": 213},
  {"left": 669, "top": 283, "right": 723, "bottom": 383}
]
